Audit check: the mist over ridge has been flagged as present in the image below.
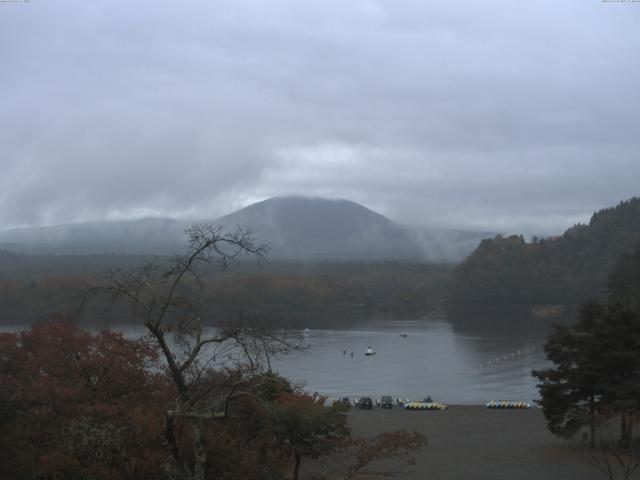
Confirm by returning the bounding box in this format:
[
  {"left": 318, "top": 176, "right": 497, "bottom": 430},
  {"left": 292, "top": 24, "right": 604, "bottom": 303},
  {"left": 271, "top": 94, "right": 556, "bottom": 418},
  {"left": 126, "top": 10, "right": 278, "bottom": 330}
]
[{"left": 0, "top": 196, "right": 492, "bottom": 262}]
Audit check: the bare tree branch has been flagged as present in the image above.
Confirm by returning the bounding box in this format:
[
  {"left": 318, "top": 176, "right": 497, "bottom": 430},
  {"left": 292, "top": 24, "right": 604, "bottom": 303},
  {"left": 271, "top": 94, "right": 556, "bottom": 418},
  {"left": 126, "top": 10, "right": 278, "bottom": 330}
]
[{"left": 84, "top": 224, "right": 290, "bottom": 480}]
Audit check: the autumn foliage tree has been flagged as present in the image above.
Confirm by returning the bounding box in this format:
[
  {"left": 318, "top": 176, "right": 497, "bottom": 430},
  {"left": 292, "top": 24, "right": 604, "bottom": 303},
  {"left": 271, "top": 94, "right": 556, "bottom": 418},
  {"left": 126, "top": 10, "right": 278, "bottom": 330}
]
[
  {"left": 0, "top": 320, "right": 426, "bottom": 480},
  {"left": 269, "top": 393, "right": 350, "bottom": 479},
  {"left": 0, "top": 319, "right": 167, "bottom": 479}
]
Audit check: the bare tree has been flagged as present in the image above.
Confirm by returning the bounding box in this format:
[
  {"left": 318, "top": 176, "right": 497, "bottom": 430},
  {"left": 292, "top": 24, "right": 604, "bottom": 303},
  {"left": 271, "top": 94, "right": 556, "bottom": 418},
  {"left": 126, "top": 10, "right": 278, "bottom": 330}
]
[
  {"left": 89, "top": 224, "right": 291, "bottom": 480},
  {"left": 583, "top": 415, "right": 640, "bottom": 480}
]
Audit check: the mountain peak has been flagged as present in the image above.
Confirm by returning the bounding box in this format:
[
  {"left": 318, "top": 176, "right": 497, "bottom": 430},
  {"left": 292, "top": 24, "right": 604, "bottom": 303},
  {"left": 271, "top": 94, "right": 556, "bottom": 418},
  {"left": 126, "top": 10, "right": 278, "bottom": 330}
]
[
  {"left": 226, "top": 196, "right": 397, "bottom": 227},
  {"left": 0, "top": 197, "right": 487, "bottom": 261},
  {"left": 215, "top": 196, "right": 408, "bottom": 259}
]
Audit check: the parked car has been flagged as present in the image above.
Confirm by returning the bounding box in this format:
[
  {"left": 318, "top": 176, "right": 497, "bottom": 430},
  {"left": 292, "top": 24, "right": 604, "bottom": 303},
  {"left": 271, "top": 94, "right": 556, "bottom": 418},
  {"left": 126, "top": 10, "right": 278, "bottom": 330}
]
[
  {"left": 381, "top": 395, "right": 393, "bottom": 408},
  {"left": 339, "top": 397, "right": 351, "bottom": 408},
  {"left": 358, "top": 397, "right": 373, "bottom": 409}
]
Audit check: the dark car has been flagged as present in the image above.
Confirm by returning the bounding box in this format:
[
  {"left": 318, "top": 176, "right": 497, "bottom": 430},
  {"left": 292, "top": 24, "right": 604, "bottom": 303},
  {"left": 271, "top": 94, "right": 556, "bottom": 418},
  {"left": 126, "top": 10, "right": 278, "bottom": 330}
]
[
  {"left": 381, "top": 395, "right": 393, "bottom": 408},
  {"left": 339, "top": 397, "right": 351, "bottom": 408},
  {"left": 358, "top": 397, "right": 373, "bottom": 409}
]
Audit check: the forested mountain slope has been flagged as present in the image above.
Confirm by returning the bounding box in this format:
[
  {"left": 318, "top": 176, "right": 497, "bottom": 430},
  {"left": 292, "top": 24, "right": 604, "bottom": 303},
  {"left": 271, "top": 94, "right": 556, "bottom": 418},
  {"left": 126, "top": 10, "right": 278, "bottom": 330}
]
[{"left": 448, "top": 197, "right": 640, "bottom": 306}]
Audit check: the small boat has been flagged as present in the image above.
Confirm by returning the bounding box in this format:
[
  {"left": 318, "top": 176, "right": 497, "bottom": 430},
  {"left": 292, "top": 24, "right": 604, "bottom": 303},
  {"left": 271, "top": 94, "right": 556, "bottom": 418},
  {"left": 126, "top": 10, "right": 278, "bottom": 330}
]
[
  {"left": 303, "top": 328, "right": 311, "bottom": 337},
  {"left": 365, "top": 345, "right": 376, "bottom": 356},
  {"left": 399, "top": 333, "right": 408, "bottom": 338}
]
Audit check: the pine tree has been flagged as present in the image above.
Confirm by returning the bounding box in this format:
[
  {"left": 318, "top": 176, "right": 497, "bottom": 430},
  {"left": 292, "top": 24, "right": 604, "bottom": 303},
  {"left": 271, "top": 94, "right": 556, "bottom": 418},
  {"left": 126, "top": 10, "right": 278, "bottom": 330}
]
[
  {"left": 533, "top": 244, "right": 640, "bottom": 446},
  {"left": 533, "top": 304, "right": 605, "bottom": 445}
]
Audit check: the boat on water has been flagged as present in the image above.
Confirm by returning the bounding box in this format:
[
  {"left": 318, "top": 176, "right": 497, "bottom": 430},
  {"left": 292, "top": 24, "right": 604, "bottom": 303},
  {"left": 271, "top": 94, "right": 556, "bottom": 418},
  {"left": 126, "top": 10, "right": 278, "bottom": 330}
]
[
  {"left": 365, "top": 345, "right": 376, "bottom": 356},
  {"left": 303, "top": 328, "right": 311, "bottom": 337},
  {"left": 399, "top": 333, "right": 408, "bottom": 337}
]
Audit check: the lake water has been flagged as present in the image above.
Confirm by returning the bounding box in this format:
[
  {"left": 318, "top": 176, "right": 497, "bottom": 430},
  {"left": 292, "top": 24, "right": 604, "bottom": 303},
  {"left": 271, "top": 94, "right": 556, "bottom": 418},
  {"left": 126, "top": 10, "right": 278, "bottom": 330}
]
[
  {"left": 270, "top": 309, "right": 557, "bottom": 404},
  {"left": 1, "top": 308, "right": 561, "bottom": 405}
]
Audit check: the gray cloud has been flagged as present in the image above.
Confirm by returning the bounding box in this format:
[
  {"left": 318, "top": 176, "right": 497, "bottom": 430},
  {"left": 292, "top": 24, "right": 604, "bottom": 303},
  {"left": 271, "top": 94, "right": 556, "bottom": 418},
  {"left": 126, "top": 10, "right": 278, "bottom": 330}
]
[{"left": 1, "top": 0, "right": 639, "bottom": 234}]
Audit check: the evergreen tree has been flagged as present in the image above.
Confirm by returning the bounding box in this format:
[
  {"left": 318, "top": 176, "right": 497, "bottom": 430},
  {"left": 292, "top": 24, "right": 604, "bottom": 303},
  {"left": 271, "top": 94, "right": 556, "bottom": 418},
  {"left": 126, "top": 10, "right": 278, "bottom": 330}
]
[
  {"left": 533, "top": 244, "right": 640, "bottom": 446},
  {"left": 533, "top": 304, "right": 605, "bottom": 445}
]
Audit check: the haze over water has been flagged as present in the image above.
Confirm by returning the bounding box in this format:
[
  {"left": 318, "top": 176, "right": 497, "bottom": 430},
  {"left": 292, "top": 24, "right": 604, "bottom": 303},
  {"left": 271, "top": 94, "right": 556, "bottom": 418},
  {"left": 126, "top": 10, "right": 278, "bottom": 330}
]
[{"left": 272, "top": 310, "right": 553, "bottom": 404}]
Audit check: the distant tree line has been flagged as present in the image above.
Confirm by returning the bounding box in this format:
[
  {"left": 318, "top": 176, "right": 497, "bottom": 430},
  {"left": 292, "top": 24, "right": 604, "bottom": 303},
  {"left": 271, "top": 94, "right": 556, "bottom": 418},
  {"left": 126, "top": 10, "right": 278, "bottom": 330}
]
[
  {"left": 0, "top": 262, "right": 452, "bottom": 326},
  {"left": 204, "top": 264, "right": 450, "bottom": 316},
  {"left": 448, "top": 197, "right": 640, "bottom": 306}
]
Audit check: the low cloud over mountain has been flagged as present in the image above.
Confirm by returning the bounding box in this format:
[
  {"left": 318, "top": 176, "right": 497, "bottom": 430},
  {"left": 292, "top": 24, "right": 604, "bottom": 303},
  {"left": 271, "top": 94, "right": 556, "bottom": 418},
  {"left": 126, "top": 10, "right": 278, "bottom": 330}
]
[{"left": 0, "top": 197, "right": 492, "bottom": 262}]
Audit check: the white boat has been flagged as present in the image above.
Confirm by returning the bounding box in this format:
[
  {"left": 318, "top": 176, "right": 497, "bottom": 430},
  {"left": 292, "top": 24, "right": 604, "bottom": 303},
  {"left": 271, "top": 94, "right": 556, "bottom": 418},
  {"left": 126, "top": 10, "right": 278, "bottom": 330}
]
[
  {"left": 303, "top": 328, "right": 311, "bottom": 337},
  {"left": 365, "top": 345, "right": 376, "bottom": 356}
]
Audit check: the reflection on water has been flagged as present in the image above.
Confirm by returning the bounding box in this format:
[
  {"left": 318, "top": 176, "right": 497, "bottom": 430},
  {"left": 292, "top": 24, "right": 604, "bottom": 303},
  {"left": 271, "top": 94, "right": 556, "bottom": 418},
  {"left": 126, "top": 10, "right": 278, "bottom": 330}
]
[{"left": 271, "top": 309, "right": 560, "bottom": 404}]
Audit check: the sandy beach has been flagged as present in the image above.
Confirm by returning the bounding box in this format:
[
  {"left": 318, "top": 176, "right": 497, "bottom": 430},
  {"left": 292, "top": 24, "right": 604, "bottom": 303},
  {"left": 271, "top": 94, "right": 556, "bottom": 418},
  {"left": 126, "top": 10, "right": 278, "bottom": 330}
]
[{"left": 344, "top": 405, "right": 635, "bottom": 480}]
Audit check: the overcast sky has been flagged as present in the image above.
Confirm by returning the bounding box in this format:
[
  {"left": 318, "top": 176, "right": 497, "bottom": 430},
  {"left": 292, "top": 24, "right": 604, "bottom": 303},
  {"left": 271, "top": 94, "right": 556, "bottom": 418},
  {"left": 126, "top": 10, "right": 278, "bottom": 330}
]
[{"left": 1, "top": 0, "right": 639, "bottom": 235}]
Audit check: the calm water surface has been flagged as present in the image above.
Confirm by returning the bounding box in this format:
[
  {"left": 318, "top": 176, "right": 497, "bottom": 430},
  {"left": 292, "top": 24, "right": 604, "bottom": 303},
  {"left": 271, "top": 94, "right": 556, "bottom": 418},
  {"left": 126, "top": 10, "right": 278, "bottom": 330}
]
[
  {"left": 270, "top": 309, "right": 554, "bottom": 404},
  {"left": 2, "top": 308, "right": 558, "bottom": 404}
]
